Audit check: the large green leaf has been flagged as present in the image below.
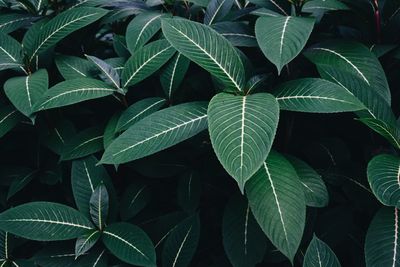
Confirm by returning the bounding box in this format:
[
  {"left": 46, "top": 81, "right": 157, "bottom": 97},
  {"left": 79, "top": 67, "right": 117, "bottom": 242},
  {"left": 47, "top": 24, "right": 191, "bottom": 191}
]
[
  {"left": 365, "top": 207, "right": 400, "bottom": 267},
  {"left": 55, "top": 55, "right": 97, "bottom": 80},
  {"left": 101, "top": 101, "right": 208, "bottom": 164},
  {"left": 162, "top": 214, "right": 200, "bottom": 267},
  {"left": 0, "top": 202, "right": 93, "bottom": 241},
  {"left": 303, "top": 235, "right": 341, "bottom": 267},
  {"left": 274, "top": 78, "right": 364, "bottom": 113},
  {"left": 102, "top": 223, "right": 156, "bottom": 266},
  {"left": 0, "top": 32, "right": 24, "bottom": 72},
  {"left": 208, "top": 93, "right": 279, "bottom": 191},
  {"left": 162, "top": 18, "right": 245, "bottom": 93},
  {"left": 367, "top": 154, "right": 400, "bottom": 207},
  {"left": 245, "top": 151, "right": 306, "bottom": 263},
  {"left": 223, "top": 195, "right": 267, "bottom": 267},
  {"left": 24, "top": 7, "right": 108, "bottom": 61},
  {"left": 255, "top": 16, "right": 315, "bottom": 74},
  {"left": 0, "top": 106, "right": 23, "bottom": 139},
  {"left": 121, "top": 40, "right": 176, "bottom": 88},
  {"left": 89, "top": 184, "right": 109, "bottom": 230},
  {"left": 34, "top": 78, "right": 117, "bottom": 111},
  {"left": 204, "top": 0, "right": 234, "bottom": 25},
  {"left": 160, "top": 53, "right": 190, "bottom": 99},
  {"left": 4, "top": 69, "right": 48, "bottom": 121}
]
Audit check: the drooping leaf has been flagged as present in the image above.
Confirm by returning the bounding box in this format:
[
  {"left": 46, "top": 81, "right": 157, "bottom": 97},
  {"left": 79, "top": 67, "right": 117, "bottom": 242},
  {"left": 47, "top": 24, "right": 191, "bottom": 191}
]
[
  {"left": 162, "top": 18, "right": 245, "bottom": 93},
  {"left": 212, "top": 22, "right": 257, "bottom": 47},
  {"left": 0, "top": 202, "right": 93, "bottom": 241},
  {"left": 75, "top": 230, "right": 100, "bottom": 258},
  {"left": 177, "top": 171, "right": 201, "bottom": 213},
  {"left": 120, "top": 182, "right": 151, "bottom": 220},
  {"left": 55, "top": 55, "right": 97, "bottom": 80},
  {"left": 4, "top": 69, "right": 48, "bottom": 121},
  {"left": 245, "top": 151, "right": 306, "bottom": 263},
  {"left": 102, "top": 223, "right": 156, "bottom": 266},
  {"left": 101, "top": 101, "right": 208, "bottom": 164},
  {"left": 223, "top": 195, "right": 267, "bottom": 267},
  {"left": 122, "top": 40, "right": 176, "bottom": 88},
  {"left": 0, "top": 14, "right": 36, "bottom": 34},
  {"left": 34, "top": 78, "right": 117, "bottom": 111},
  {"left": 365, "top": 207, "right": 400, "bottom": 267},
  {"left": 0, "top": 106, "right": 23, "bottom": 139},
  {"left": 86, "top": 55, "right": 121, "bottom": 89},
  {"left": 160, "top": 53, "right": 190, "bottom": 99},
  {"left": 162, "top": 214, "right": 200, "bottom": 267},
  {"left": 255, "top": 16, "right": 315, "bottom": 74},
  {"left": 89, "top": 184, "right": 109, "bottom": 230},
  {"left": 204, "top": 0, "right": 234, "bottom": 25},
  {"left": 7, "top": 169, "right": 37, "bottom": 200},
  {"left": 208, "top": 93, "right": 279, "bottom": 191},
  {"left": 0, "top": 32, "right": 24, "bottom": 72},
  {"left": 303, "top": 235, "right": 341, "bottom": 267}
]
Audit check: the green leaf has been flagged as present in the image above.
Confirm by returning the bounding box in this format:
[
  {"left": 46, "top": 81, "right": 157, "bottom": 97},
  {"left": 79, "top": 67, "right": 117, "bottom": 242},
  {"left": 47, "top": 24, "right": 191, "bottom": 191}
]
[
  {"left": 101, "top": 101, "right": 208, "bottom": 164},
  {"left": 34, "top": 78, "right": 117, "bottom": 111},
  {"left": 75, "top": 230, "right": 100, "bottom": 258},
  {"left": 245, "top": 151, "right": 306, "bottom": 263},
  {"left": 287, "top": 156, "right": 329, "bottom": 208},
  {"left": 223, "top": 195, "right": 267, "bottom": 267},
  {"left": 246, "top": 74, "right": 269, "bottom": 94},
  {"left": 7, "top": 169, "right": 37, "bottom": 200},
  {"left": 0, "top": 231, "right": 8, "bottom": 260},
  {"left": 40, "top": 120, "right": 76, "bottom": 155},
  {"left": 24, "top": 7, "right": 108, "bottom": 61},
  {"left": 365, "top": 207, "right": 400, "bottom": 267},
  {"left": 160, "top": 53, "right": 190, "bottom": 99},
  {"left": 208, "top": 93, "right": 279, "bottom": 191},
  {"left": 303, "top": 235, "right": 341, "bottom": 267},
  {"left": 116, "top": 97, "right": 166, "bottom": 132},
  {"left": 255, "top": 16, "right": 315, "bottom": 74},
  {"left": 90, "top": 184, "right": 109, "bottom": 230},
  {"left": 0, "top": 32, "right": 24, "bottom": 72},
  {"left": 60, "top": 126, "right": 104, "bottom": 161},
  {"left": 86, "top": 55, "right": 121, "bottom": 89},
  {"left": 120, "top": 183, "right": 151, "bottom": 220},
  {"left": 204, "top": 0, "right": 234, "bottom": 25},
  {"left": 177, "top": 171, "right": 201, "bottom": 213},
  {"left": 55, "top": 55, "right": 97, "bottom": 80},
  {"left": 251, "top": 8, "right": 282, "bottom": 17},
  {"left": 359, "top": 118, "right": 400, "bottom": 149},
  {"left": 0, "top": 14, "right": 36, "bottom": 34},
  {"left": 103, "top": 112, "right": 121, "bottom": 149},
  {"left": 4, "top": 69, "right": 48, "bottom": 121},
  {"left": 0, "top": 106, "right": 23, "bottom": 139},
  {"left": 126, "top": 12, "right": 165, "bottom": 53},
  {"left": 0, "top": 202, "right": 93, "bottom": 241},
  {"left": 162, "top": 214, "right": 200, "bottom": 267},
  {"left": 102, "top": 222, "right": 156, "bottom": 266},
  {"left": 212, "top": 22, "right": 258, "bottom": 47},
  {"left": 302, "top": 0, "right": 349, "bottom": 13},
  {"left": 162, "top": 18, "right": 245, "bottom": 93},
  {"left": 122, "top": 40, "right": 176, "bottom": 88},
  {"left": 367, "top": 154, "right": 400, "bottom": 207},
  {"left": 274, "top": 78, "right": 364, "bottom": 113}
]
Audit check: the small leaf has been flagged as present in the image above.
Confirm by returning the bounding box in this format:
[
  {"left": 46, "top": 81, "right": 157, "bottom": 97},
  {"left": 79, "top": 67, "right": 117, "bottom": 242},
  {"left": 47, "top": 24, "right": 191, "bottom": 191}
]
[
  {"left": 303, "top": 235, "right": 341, "bottom": 267},
  {"left": 86, "top": 55, "right": 121, "bottom": 88},
  {"left": 7, "top": 169, "right": 37, "bottom": 200},
  {"left": 204, "top": 0, "right": 234, "bottom": 25},
  {"left": 0, "top": 106, "right": 23, "bottom": 139},
  {"left": 89, "top": 184, "right": 109, "bottom": 230},
  {"left": 177, "top": 171, "right": 201, "bottom": 213},
  {"left": 75, "top": 230, "right": 100, "bottom": 258},
  {"left": 160, "top": 53, "right": 190, "bottom": 99},
  {"left": 120, "top": 183, "right": 151, "bottom": 220}
]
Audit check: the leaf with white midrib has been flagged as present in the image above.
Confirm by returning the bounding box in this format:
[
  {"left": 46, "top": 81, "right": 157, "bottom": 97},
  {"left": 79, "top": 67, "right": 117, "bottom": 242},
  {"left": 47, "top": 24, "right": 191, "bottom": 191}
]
[
  {"left": 303, "top": 235, "right": 341, "bottom": 267},
  {"left": 75, "top": 230, "right": 100, "bottom": 258},
  {"left": 0, "top": 32, "right": 24, "bottom": 72},
  {"left": 204, "top": 0, "right": 234, "bottom": 25},
  {"left": 86, "top": 55, "right": 120, "bottom": 89}
]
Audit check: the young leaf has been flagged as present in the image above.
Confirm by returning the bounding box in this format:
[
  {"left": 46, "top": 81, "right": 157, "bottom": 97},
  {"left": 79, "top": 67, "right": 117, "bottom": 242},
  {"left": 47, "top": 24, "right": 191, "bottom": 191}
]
[
  {"left": 55, "top": 55, "right": 97, "bottom": 80},
  {"left": 208, "top": 93, "right": 279, "bottom": 191},
  {"left": 102, "top": 223, "right": 156, "bottom": 266},
  {"left": 4, "top": 69, "right": 48, "bottom": 121},
  {"left": 177, "top": 172, "right": 201, "bottom": 213},
  {"left": 0, "top": 202, "right": 93, "bottom": 241},
  {"left": 162, "top": 18, "right": 245, "bottom": 93},
  {"left": 0, "top": 32, "right": 24, "bottom": 72},
  {"left": 86, "top": 55, "right": 121, "bottom": 89},
  {"left": 160, "top": 53, "right": 190, "bottom": 99},
  {"left": 162, "top": 214, "right": 200, "bottom": 267},
  {"left": 89, "top": 184, "right": 109, "bottom": 230},
  {"left": 34, "top": 78, "right": 117, "bottom": 111},
  {"left": 274, "top": 78, "right": 364, "bottom": 113},
  {"left": 303, "top": 235, "right": 341, "bottom": 267},
  {"left": 223, "top": 195, "right": 267, "bottom": 267},
  {"left": 101, "top": 101, "right": 208, "bottom": 164},
  {"left": 255, "top": 16, "right": 315, "bottom": 74},
  {"left": 121, "top": 40, "right": 176, "bottom": 88},
  {"left": 0, "top": 106, "right": 23, "bottom": 139},
  {"left": 75, "top": 230, "right": 100, "bottom": 258},
  {"left": 120, "top": 183, "right": 151, "bottom": 220},
  {"left": 204, "top": 0, "right": 234, "bottom": 25},
  {"left": 365, "top": 207, "right": 400, "bottom": 267},
  {"left": 245, "top": 151, "right": 306, "bottom": 263}
]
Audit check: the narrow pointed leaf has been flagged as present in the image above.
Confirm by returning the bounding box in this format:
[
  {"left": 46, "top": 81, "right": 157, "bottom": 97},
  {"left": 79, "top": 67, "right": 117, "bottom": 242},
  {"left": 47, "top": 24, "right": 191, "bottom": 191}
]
[
  {"left": 89, "top": 184, "right": 109, "bottom": 230},
  {"left": 204, "top": 0, "right": 234, "bottom": 25},
  {"left": 0, "top": 106, "right": 23, "bottom": 138},
  {"left": 303, "top": 235, "right": 341, "bottom": 267},
  {"left": 0, "top": 202, "right": 93, "bottom": 241},
  {"left": 255, "top": 16, "right": 315, "bottom": 74},
  {"left": 208, "top": 93, "right": 279, "bottom": 191},
  {"left": 0, "top": 32, "right": 23, "bottom": 71},
  {"left": 245, "top": 151, "right": 306, "bottom": 262},
  {"left": 75, "top": 230, "right": 100, "bottom": 258},
  {"left": 55, "top": 55, "right": 97, "bottom": 80},
  {"left": 160, "top": 53, "right": 190, "bottom": 99},
  {"left": 86, "top": 55, "right": 120, "bottom": 88},
  {"left": 101, "top": 101, "right": 208, "bottom": 164},
  {"left": 162, "top": 18, "right": 245, "bottom": 93},
  {"left": 120, "top": 183, "right": 151, "bottom": 220},
  {"left": 102, "top": 223, "right": 156, "bottom": 266}
]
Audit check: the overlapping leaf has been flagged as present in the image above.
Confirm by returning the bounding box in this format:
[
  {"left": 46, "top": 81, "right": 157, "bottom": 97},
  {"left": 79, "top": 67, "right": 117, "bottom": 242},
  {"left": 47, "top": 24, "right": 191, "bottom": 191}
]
[
  {"left": 55, "top": 55, "right": 97, "bottom": 80},
  {"left": 212, "top": 22, "right": 257, "bottom": 47},
  {"left": 160, "top": 53, "right": 190, "bottom": 99},
  {"left": 303, "top": 235, "right": 341, "bottom": 267},
  {"left": 0, "top": 32, "right": 24, "bottom": 72},
  {"left": 0, "top": 106, "right": 23, "bottom": 138},
  {"left": 86, "top": 55, "right": 120, "bottom": 88},
  {"left": 0, "top": 14, "right": 36, "bottom": 33},
  {"left": 204, "top": 0, "right": 234, "bottom": 25}
]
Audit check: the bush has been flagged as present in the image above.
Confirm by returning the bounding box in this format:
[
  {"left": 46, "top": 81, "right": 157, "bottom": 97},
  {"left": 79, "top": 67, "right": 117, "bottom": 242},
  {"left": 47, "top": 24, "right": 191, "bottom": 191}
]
[{"left": 0, "top": 0, "right": 399, "bottom": 266}]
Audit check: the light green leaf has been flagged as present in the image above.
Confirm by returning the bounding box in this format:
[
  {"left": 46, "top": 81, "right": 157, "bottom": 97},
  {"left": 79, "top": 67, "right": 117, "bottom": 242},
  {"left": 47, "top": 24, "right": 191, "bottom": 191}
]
[
  {"left": 4, "top": 69, "right": 48, "bottom": 121},
  {"left": 204, "top": 0, "right": 234, "bottom": 25},
  {"left": 0, "top": 14, "right": 35, "bottom": 34},
  {"left": 0, "top": 106, "right": 23, "bottom": 139},
  {"left": 102, "top": 223, "right": 156, "bottom": 266},
  {"left": 177, "top": 172, "right": 201, "bottom": 213},
  {"left": 274, "top": 78, "right": 364, "bottom": 113},
  {"left": 223, "top": 195, "right": 267, "bottom": 267},
  {"left": 302, "top": 0, "right": 349, "bottom": 13},
  {"left": 365, "top": 207, "right": 400, "bottom": 267},
  {"left": 359, "top": 118, "right": 400, "bottom": 149},
  {"left": 75, "top": 230, "right": 100, "bottom": 258},
  {"left": 208, "top": 93, "right": 279, "bottom": 191},
  {"left": 24, "top": 7, "right": 108, "bottom": 62},
  {"left": 120, "top": 183, "right": 151, "bottom": 221},
  {"left": 162, "top": 214, "right": 200, "bottom": 267},
  {"left": 0, "top": 32, "right": 24, "bottom": 72},
  {"left": 162, "top": 18, "right": 245, "bottom": 93},
  {"left": 90, "top": 184, "right": 109, "bottom": 230},
  {"left": 101, "top": 101, "right": 208, "bottom": 164},
  {"left": 34, "top": 78, "right": 117, "bottom": 111},
  {"left": 303, "top": 235, "right": 341, "bottom": 267},
  {"left": 0, "top": 202, "right": 93, "bottom": 241},
  {"left": 86, "top": 55, "right": 121, "bottom": 89},
  {"left": 245, "top": 151, "right": 306, "bottom": 263},
  {"left": 160, "top": 53, "right": 190, "bottom": 99},
  {"left": 55, "top": 55, "right": 97, "bottom": 80},
  {"left": 255, "top": 16, "right": 315, "bottom": 74}
]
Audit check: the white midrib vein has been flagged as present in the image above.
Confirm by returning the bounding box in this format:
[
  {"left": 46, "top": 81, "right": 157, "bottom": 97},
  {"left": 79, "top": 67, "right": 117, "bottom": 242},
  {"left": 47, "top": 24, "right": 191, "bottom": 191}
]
[
  {"left": 172, "top": 226, "right": 192, "bottom": 267},
  {"left": 0, "top": 17, "right": 31, "bottom": 29},
  {"left": 1, "top": 218, "right": 92, "bottom": 229},
  {"left": 168, "top": 23, "right": 242, "bottom": 92},
  {"left": 89, "top": 57, "right": 120, "bottom": 88},
  {"left": 70, "top": 135, "right": 103, "bottom": 153},
  {"left": 129, "top": 186, "right": 147, "bottom": 208},
  {"left": 64, "top": 62, "right": 87, "bottom": 77},
  {"left": 269, "top": 0, "right": 288, "bottom": 15},
  {"left": 25, "top": 76, "right": 32, "bottom": 108},
  {"left": 112, "top": 113, "right": 207, "bottom": 157},
  {"left": 119, "top": 99, "right": 165, "bottom": 130},
  {"left": 76, "top": 230, "right": 99, "bottom": 255},
  {"left": 264, "top": 163, "right": 289, "bottom": 245},
  {"left": 93, "top": 250, "right": 105, "bottom": 266},
  {"left": 365, "top": 121, "right": 400, "bottom": 149},
  {"left": 103, "top": 231, "right": 149, "bottom": 260},
  {"left": 393, "top": 208, "right": 399, "bottom": 267},
  {"left": 0, "top": 110, "right": 17, "bottom": 124},
  {"left": 239, "top": 97, "right": 246, "bottom": 179},
  {"left": 84, "top": 161, "right": 95, "bottom": 192},
  {"left": 0, "top": 46, "right": 17, "bottom": 62},
  {"left": 276, "top": 95, "right": 355, "bottom": 104},
  {"left": 279, "top": 17, "right": 290, "bottom": 59},
  {"left": 98, "top": 186, "right": 103, "bottom": 229},
  {"left": 123, "top": 46, "right": 172, "bottom": 88},
  {"left": 316, "top": 247, "right": 322, "bottom": 267},
  {"left": 207, "top": 0, "right": 227, "bottom": 25},
  {"left": 244, "top": 204, "right": 250, "bottom": 255},
  {"left": 168, "top": 54, "right": 181, "bottom": 98},
  {"left": 134, "top": 15, "right": 163, "bottom": 49},
  {"left": 29, "top": 13, "right": 99, "bottom": 62}
]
